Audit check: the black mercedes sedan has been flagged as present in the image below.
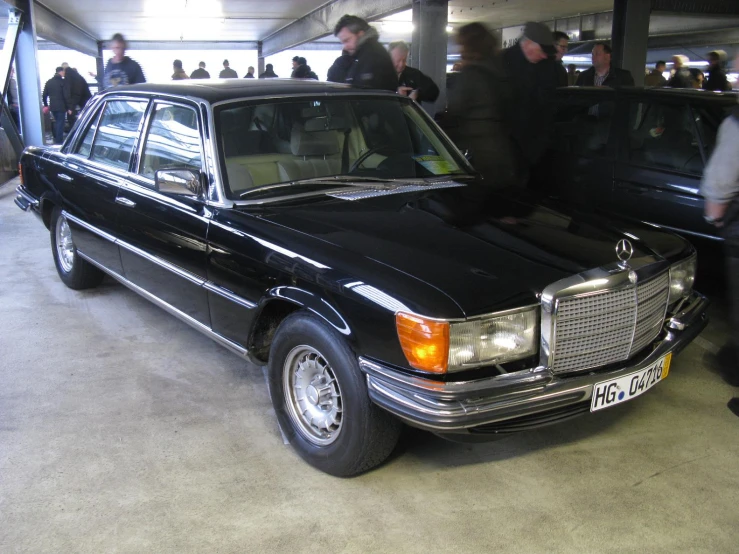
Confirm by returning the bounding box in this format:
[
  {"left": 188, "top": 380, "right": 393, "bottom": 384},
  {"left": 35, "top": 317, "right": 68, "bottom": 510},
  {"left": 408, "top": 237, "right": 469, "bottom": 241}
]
[{"left": 15, "top": 80, "right": 708, "bottom": 476}]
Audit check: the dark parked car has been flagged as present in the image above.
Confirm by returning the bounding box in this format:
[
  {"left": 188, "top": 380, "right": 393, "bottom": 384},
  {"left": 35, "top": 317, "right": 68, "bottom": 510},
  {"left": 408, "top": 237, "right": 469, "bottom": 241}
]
[
  {"left": 538, "top": 86, "right": 737, "bottom": 243},
  {"left": 15, "top": 81, "right": 708, "bottom": 476}
]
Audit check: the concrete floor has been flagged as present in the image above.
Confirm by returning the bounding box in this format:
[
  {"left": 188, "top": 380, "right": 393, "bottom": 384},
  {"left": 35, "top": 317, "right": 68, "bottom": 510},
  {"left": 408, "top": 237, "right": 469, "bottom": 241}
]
[{"left": 1, "top": 176, "right": 738, "bottom": 553}]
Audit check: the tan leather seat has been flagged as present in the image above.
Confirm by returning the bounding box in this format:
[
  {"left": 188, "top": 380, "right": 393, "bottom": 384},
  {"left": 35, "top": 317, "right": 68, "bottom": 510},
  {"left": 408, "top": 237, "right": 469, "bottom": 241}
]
[{"left": 277, "top": 124, "right": 341, "bottom": 182}]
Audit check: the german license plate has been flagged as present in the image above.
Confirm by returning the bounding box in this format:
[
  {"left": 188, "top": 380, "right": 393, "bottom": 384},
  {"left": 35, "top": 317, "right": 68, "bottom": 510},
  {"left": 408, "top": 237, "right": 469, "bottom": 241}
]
[{"left": 590, "top": 353, "right": 672, "bottom": 412}]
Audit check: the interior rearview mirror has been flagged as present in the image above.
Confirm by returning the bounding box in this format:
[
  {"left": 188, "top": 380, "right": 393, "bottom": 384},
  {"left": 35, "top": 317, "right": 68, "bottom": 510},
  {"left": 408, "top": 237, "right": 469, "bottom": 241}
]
[{"left": 155, "top": 169, "right": 203, "bottom": 197}]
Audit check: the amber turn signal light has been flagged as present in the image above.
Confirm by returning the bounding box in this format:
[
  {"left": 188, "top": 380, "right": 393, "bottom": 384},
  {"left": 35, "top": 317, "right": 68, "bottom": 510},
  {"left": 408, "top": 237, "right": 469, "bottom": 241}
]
[
  {"left": 18, "top": 162, "right": 23, "bottom": 185},
  {"left": 395, "top": 312, "right": 449, "bottom": 373}
]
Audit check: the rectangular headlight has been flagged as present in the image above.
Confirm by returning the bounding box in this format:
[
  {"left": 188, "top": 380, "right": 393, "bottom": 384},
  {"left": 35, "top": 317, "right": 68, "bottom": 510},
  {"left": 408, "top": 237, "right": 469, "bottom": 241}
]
[
  {"left": 448, "top": 307, "right": 538, "bottom": 371},
  {"left": 668, "top": 255, "right": 697, "bottom": 305}
]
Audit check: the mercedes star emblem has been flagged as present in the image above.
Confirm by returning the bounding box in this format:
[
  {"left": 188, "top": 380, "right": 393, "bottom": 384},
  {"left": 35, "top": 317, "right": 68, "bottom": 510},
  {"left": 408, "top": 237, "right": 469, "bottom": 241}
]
[{"left": 616, "top": 239, "right": 634, "bottom": 263}]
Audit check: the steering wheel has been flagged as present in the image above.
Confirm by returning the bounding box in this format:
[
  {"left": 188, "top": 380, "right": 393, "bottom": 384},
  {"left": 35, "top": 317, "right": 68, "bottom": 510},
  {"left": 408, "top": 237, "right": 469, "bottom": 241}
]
[{"left": 349, "top": 144, "right": 396, "bottom": 173}]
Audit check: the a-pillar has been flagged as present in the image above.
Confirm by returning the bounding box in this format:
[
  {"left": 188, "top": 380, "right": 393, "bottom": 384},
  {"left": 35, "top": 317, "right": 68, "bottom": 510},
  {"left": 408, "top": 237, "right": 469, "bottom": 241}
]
[
  {"left": 611, "top": 0, "right": 651, "bottom": 86},
  {"left": 411, "top": 0, "right": 448, "bottom": 115}
]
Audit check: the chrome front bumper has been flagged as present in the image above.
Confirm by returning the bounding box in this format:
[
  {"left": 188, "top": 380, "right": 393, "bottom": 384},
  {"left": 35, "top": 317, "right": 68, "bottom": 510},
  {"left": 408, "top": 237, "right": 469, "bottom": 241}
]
[{"left": 360, "top": 291, "right": 709, "bottom": 436}]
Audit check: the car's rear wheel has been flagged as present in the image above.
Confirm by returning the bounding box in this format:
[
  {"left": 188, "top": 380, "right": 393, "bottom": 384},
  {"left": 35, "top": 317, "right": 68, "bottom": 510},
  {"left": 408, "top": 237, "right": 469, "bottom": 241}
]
[
  {"left": 50, "top": 207, "right": 104, "bottom": 290},
  {"left": 268, "top": 312, "right": 401, "bottom": 477}
]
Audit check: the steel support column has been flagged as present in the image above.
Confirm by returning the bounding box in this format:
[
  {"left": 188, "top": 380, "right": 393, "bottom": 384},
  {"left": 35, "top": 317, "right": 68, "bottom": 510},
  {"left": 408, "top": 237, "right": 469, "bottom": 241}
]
[
  {"left": 414, "top": 0, "right": 447, "bottom": 115},
  {"left": 257, "top": 41, "right": 264, "bottom": 76},
  {"left": 611, "top": 0, "right": 651, "bottom": 86},
  {"left": 12, "top": 1, "right": 43, "bottom": 146},
  {"left": 410, "top": 0, "right": 420, "bottom": 67}
]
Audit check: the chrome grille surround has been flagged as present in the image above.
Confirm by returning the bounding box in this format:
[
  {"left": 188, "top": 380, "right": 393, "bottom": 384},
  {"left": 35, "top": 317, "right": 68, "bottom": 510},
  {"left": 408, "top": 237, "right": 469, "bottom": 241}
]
[{"left": 540, "top": 258, "right": 671, "bottom": 375}]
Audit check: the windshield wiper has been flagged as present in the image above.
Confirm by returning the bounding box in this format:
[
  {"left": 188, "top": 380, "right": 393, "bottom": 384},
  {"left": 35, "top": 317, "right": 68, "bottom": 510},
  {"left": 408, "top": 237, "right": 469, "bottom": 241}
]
[{"left": 239, "top": 176, "right": 394, "bottom": 198}]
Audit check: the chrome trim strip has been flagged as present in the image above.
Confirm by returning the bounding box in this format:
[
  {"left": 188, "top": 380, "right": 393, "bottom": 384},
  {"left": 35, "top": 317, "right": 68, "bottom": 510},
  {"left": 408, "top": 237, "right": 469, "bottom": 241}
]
[
  {"left": 63, "top": 210, "right": 206, "bottom": 287},
  {"left": 116, "top": 238, "right": 205, "bottom": 286},
  {"left": 15, "top": 186, "right": 39, "bottom": 209},
  {"left": 77, "top": 251, "right": 249, "bottom": 358},
  {"left": 204, "top": 281, "right": 258, "bottom": 309},
  {"left": 63, "top": 211, "right": 118, "bottom": 243}
]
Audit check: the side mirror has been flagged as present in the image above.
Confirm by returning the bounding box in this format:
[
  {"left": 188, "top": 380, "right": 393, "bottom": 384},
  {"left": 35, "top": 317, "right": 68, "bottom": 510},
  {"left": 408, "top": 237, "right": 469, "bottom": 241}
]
[{"left": 155, "top": 169, "right": 203, "bottom": 197}]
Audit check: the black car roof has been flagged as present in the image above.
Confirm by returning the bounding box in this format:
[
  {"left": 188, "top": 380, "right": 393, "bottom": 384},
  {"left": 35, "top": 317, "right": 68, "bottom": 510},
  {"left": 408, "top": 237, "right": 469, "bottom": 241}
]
[
  {"left": 558, "top": 85, "right": 738, "bottom": 103},
  {"left": 105, "top": 79, "right": 397, "bottom": 104}
]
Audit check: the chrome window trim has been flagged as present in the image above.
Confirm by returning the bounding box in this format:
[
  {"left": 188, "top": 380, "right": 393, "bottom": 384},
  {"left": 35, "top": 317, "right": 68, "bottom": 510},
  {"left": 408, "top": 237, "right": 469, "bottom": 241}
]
[
  {"left": 87, "top": 98, "right": 150, "bottom": 171},
  {"left": 539, "top": 256, "right": 671, "bottom": 370},
  {"left": 63, "top": 211, "right": 255, "bottom": 310},
  {"left": 66, "top": 96, "right": 105, "bottom": 156},
  {"left": 76, "top": 251, "right": 249, "bottom": 358}
]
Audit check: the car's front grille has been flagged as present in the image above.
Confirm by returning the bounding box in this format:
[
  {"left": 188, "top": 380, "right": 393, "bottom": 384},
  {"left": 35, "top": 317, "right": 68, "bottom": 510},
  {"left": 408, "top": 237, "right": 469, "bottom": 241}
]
[{"left": 550, "top": 272, "right": 669, "bottom": 374}]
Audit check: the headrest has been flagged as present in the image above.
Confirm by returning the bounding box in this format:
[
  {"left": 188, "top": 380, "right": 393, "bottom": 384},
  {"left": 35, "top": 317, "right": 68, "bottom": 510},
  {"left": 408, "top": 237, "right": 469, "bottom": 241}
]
[{"left": 290, "top": 123, "right": 339, "bottom": 156}]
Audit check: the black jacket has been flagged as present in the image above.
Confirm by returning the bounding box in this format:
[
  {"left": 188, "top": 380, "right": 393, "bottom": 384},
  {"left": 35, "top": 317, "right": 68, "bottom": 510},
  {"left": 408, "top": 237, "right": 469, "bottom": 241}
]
[
  {"left": 190, "top": 68, "right": 210, "bottom": 79},
  {"left": 42, "top": 74, "right": 71, "bottom": 112},
  {"left": 502, "top": 44, "right": 559, "bottom": 168},
  {"left": 344, "top": 27, "right": 397, "bottom": 91},
  {"left": 327, "top": 54, "right": 353, "bottom": 83},
  {"left": 555, "top": 62, "right": 568, "bottom": 87},
  {"left": 704, "top": 67, "right": 729, "bottom": 91},
  {"left": 667, "top": 68, "right": 692, "bottom": 88},
  {"left": 244, "top": 73, "right": 255, "bottom": 78},
  {"left": 103, "top": 56, "right": 146, "bottom": 89},
  {"left": 398, "top": 66, "right": 440, "bottom": 103},
  {"left": 64, "top": 68, "right": 92, "bottom": 108},
  {"left": 575, "top": 66, "right": 635, "bottom": 87},
  {"left": 259, "top": 69, "right": 278, "bottom": 78},
  {"left": 291, "top": 65, "right": 318, "bottom": 80},
  {"left": 219, "top": 68, "right": 238, "bottom": 79},
  {"left": 442, "top": 57, "right": 518, "bottom": 189}
]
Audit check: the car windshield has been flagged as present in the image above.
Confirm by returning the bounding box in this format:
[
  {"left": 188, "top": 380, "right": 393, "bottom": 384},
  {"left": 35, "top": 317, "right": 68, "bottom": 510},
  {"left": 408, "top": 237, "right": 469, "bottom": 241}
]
[{"left": 215, "top": 96, "right": 469, "bottom": 200}]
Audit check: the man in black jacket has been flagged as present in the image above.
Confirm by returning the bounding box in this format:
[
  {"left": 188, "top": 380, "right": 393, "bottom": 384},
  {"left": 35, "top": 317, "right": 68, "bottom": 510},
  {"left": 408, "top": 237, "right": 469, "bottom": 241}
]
[
  {"left": 553, "top": 31, "right": 569, "bottom": 87},
  {"left": 190, "top": 62, "right": 210, "bottom": 79},
  {"left": 704, "top": 50, "right": 730, "bottom": 91},
  {"left": 62, "top": 67, "right": 91, "bottom": 127},
  {"left": 259, "top": 64, "right": 278, "bottom": 79},
  {"left": 42, "top": 67, "right": 72, "bottom": 144},
  {"left": 333, "top": 15, "right": 396, "bottom": 91},
  {"left": 388, "top": 40, "right": 439, "bottom": 103},
  {"left": 575, "top": 42, "right": 634, "bottom": 87}
]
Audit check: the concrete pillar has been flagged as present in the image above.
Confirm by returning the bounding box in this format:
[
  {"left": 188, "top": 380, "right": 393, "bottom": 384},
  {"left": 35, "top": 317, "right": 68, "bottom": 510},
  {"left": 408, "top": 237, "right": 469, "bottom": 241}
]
[
  {"left": 95, "top": 41, "right": 105, "bottom": 89},
  {"left": 7, "top": 2, "right": 44, "bottom": 147},
  {"left": 410, "top": 1, "right": 421, "bottom": 67},
  {"left": 257, "top": 41, "right": 265, "bottom": 77},
  {"left": 414, "top": 0, "right": 448, "bottom": 115},
  {"left": 611, "top": 0, "right": 650, "bottom": 86}
]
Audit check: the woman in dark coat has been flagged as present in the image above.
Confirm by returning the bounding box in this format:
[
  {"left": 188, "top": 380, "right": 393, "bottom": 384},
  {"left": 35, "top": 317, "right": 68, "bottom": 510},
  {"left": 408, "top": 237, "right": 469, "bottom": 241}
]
[{"left": 441, "top": 23, "right": 519, "bottom": 189}]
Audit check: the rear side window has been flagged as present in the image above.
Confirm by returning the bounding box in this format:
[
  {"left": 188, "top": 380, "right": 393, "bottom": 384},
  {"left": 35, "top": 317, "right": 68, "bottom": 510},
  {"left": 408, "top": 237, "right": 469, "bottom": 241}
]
[
  {"left": 139, "top": 103, "right": 202, "bottom": 179},
  {"left": 89, "top": 100, "right": 147, "bottom": 170},
  {"left": 628, "top": 102, "right": 703, "bottom": 174},
  {"left": 552, "top": 96, "right": 615, "bottom": 157}
]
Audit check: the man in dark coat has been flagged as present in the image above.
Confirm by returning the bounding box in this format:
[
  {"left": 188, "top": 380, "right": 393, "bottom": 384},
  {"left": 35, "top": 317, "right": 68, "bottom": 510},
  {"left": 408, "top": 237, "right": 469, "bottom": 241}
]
[
  {"left": 704, "top": 50, "right": 730, "bottom": 92},
  {"left": 42, "top": 67, "right": 72, "bottom": 144},
  {"left": 103, "top": 33, "right": 146, "bottom": 89},
  {"left": 244, "top": 66, "right": 256, "bottom": 78},
  {"left": 259, "top": 64, "right": 278, "bottom": 79},
  {"left": 219, "top": 60, "right": 238, "bottom": 79},
  {"left": 667, "top": 55, "right": 692, "bottom": 88},
  {"left": 645, "top": 61, "right": 667, "bottom": 87},
  {"left": 291, "top": 58, "right": 318, "bottom": 80},
  {"left": 575, "top": 42, "right": 635, "bottom": 87},
  {"left": 333, "top": 15, "right": 397, "bottom": 91},
  {"left": 388, "top": 40, "right": 439, "bottom": 103},
  {"left": 63, "top": 67, "right": 92, "bottom": 127},
  {"left": 553, "top": 31, "right": 569, "bottom": 87},
  {"left": 190, "top": 62, "right": 210, "bottom": 79},
  {"left": 502, "top": 21, "right": 560, "bottom": 181}
]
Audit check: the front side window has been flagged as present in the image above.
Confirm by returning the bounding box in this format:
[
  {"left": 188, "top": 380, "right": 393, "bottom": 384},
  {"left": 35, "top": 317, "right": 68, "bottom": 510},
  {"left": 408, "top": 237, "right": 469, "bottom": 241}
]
[
  {"left": 216, "top": 97, "right": 467, "bottom": 199},
  {"left": 139, "top": 103, "right": 202, "bottom": 179},
  {"left": 89, "top": 100, "right": 147, "bottom": 170},
  {"left": 628, "top": 102, "right": 703, "bottom": 174},
  {"left": 75, "top": 105, "right": 102, "bottom": 158}
]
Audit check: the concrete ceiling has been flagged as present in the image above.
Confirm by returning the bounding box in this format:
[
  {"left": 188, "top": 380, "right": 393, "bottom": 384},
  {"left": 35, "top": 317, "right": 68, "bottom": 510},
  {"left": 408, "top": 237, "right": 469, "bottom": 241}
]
[{"left": 6, "top": 0, "right": 616, "bottom": 43}]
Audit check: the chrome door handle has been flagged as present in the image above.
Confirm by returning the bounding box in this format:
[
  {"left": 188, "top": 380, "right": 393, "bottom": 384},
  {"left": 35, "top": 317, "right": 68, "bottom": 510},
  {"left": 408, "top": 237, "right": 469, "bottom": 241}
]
[
  {"left": 115, "top": 197, "right": 137, "bottom": 208},
  {"left": 58, "top": 173, "right": 73, "bottom": 182}
]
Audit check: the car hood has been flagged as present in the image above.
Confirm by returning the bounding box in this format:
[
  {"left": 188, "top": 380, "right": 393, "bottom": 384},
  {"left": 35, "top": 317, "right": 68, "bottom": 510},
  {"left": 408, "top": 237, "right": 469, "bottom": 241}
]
[{"left": 250, "top": 186, "right": 691, "bottom": 317}]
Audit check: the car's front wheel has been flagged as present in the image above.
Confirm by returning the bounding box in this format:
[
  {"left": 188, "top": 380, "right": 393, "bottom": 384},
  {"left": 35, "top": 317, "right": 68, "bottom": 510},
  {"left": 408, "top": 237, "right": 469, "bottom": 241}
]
[
  {"left": 50, "top": 206, "right": 104, "bottom": 290},
  {"left": 268, "top": 312, "right": 401, "bottom": 476}
]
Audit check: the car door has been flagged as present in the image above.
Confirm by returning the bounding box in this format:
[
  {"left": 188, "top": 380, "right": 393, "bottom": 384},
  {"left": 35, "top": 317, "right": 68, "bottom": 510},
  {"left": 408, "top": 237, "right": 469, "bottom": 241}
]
[
  {"left": 612, "top": 94, "right": 717, "bottom": 240},
  {"left": 538, "top": 89, "right": 617, "bottom": 210},
  {"left": 57, "top": 98, "right": 148, "bottom": 273},
  {"left": 115, "top": 100, "right": 211, "bottom": 325}
]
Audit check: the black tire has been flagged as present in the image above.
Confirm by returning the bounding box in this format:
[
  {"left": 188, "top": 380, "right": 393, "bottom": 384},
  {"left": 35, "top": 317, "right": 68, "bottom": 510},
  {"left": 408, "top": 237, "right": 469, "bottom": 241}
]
[
  {"left": 50, "top": 206, "right": 104, "bottom": 290},
  {"left": 268, "top": 311, "right": 402, "bottom": 477}
]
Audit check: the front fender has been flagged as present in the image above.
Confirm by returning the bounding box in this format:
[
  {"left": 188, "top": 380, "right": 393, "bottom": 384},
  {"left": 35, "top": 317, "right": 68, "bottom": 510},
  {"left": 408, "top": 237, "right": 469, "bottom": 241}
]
[{"left": 267, "top": 285, "right": 353, "bottom": 338}]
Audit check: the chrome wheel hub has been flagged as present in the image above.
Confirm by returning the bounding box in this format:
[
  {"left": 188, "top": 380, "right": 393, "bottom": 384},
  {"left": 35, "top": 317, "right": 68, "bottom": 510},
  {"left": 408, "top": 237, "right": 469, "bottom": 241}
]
[
  {"left": 283, "top": 345, "right": 343, "bottom": 446},
  {"left": 56, "top": 215, "right": 75, "bottom": 273}
]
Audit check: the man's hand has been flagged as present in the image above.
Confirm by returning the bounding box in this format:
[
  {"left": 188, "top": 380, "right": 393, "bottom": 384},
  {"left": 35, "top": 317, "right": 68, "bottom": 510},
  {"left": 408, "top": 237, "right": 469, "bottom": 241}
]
[
  {"left": 408, "top": 90, "right": 419, "bottom": 101},
  {"left": 42, "top": 106, "right": 50, "bottom": 114},
  {"left": 705, "top": 200, "right": 728, "bottom": 227},
  {"left": 67, "top": 110, "right": 73, "bottom": 115},
  {"left": 397, "top": 86, "right": 413, "bottom": 96}
]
